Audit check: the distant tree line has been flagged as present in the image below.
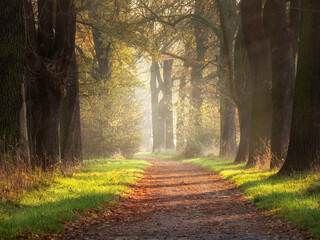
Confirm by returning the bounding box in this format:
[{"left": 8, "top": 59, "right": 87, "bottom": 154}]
[
  {"left": 141, "top": 0, "right": 320, "bottom": 174},
  {"left": 1, "top": 0, "right": 320, "bottom": 175}
]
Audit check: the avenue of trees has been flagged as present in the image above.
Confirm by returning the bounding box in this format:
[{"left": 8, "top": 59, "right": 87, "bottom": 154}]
[{"left": 1, "top": 0, "right": 320, "bottom": 175}]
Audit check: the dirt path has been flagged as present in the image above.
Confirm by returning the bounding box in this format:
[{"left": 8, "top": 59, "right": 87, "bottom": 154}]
[{"left": 51, "top": 157, "right": 306, "bottom": 240}]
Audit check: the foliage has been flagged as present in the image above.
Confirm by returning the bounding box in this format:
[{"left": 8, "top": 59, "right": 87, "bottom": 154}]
[
  {"left": 80, "top": 79, "right": 144, "bottom": 159},
  {"left": 76, "top": 3, "right": 145, "bottom": 159},
  {"left": 81, "top": 85, "right": 142, "bottom": 157},
  {"left": 182, "top": 157, "right": 320, "bottom": 237},
  {"left": 0, "top": 158, "right": 148, "bottom": 238},
  {"left": 176, "top": 92, "right": 220, "bottom": 158}
]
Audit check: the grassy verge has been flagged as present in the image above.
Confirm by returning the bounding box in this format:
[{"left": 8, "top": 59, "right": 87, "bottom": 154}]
[
  {"left": 182, "top": 157, "right": 320, "bottom": 237},
  {"left": 0, "top": 158, "right": 148, "bottom": 238}
]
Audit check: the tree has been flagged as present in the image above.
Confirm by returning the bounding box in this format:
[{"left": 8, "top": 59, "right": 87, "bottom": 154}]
[
  {"left": 265, "top": 0, "right": 301, "bottom": 169},
  {"left": 163, "top": 59, "right": 175, "bottom": 149},
  {"left": 233, "top": 24, "right": 252, "bottom": 163},
  {"left": 87, "top": 1, "right": 113, "bottom": 83},
  {"left": 241, "top": 0, "right": 273, "bottom": 168},
  {"left": 60, "top": 53, "right": 82, "bottom": 163},
  {"left": 26, "top": 0, "right": 76, "bottom": 168},
  {"left": 279, "top": 0, "right": 320, "bottom": 174},
  {"left": 217, "top": 0, "right": 253, "bottom": 159},
  {"left": 0, "top": 1, "right": 25, "bottom": 151},
  {"left": 150, "top": 58, "right": 175, "bottom": 152},
  {"left": 218, "top": 45, "right": 237, "bottom": 158},
  {"left": 150, "top": 60, "right": 166, "bottom": 151},
  {"left": 190, "top": 0, "right": 207, "bottom": 128},
  {"left": 181, "top": 0, "right": 209, "bottom": 157},
  {"left": 176, "top": 71, "right": 188, "bottom": 152}
]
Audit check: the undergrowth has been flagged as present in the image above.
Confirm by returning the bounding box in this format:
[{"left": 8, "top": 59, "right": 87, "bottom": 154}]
[
  {"left": 182, "top": 157, "right": 320, "bottom": 237},
  {"left": 0, "top": 154, "right": 74, "bottom": 203},
  {"left": 0, "top": 158, "right": 148, "bottom": 238}
]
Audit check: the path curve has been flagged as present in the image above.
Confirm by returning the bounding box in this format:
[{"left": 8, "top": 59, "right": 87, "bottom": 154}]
[{"left": 51, "top": 157, "right": 306, "bottom": 240}]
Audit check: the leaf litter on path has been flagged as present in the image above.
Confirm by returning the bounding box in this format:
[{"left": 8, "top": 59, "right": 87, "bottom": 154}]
[{"left": 48, "top": 157, "right": 309, "bottom": 240}]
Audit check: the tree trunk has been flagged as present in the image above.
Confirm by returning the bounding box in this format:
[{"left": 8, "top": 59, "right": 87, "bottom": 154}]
[
  {"left": 176, "top": 74, "right": 187, "bottom": 152},
  {"left": 289, "top": 0, "right": 301, "bottom": 64},
  {"left": 60, "top": 53, "right": 82, "bottom": 163},
  {"left": 236, "top": 103, "right": 251, "bottom": 163},
  {"left": 158, "top": 97, "right": 166, "bottom": 151},
  {"left": 150, "top": 60, "right": 160, "bottom": 152},
  {"left": 34, "top": 90, "right": 61, "bottom": 167},
  {"left": 89, "top": 6, "right": 112, "bottom": 82},
  {"left": 216, "top": 0, "right": 238, "bottom": 102},
  {"left": 191, "top": 0, "right": 206, "bottom": 128},
  {"left": 233, "top": 26, "right": 252, "bottom": 163},
  {"left": 155, "top": 62, "right": 166, "bottom": 150},
  {"left": 0, "top": 1, "right": 24, "bottom": 151},
  {"left": 18, "top": 83, "right": 31, "bottom": 167},
  {"left": 279, "top": 0, "right": 320, "bottom": 174},
  {"left": 241, "top": 0, "right": 273, "bottom": 168},
  {"left": 265, "top": 0, "right": 297, "bottom": 169},
  {"left": 219, "top": 47, "right": 237, "bottom": 158},
  {"left": 190, "top": 62, "right": 204, "bottom": 127},
  {"left": 216, "top": 0, "right": 238, "bottom": 158},
  {"left": 219, "top": 99, "right": 236, "bottom": 157},
  {"left": 163, "top": 59, "right": 175, "bottom": 149},
  {"left": 150, "top": 60, "right": 166, "bottom": 151},
  {"left": 27, "top": 0, "right": 76, "bottom": 169}
]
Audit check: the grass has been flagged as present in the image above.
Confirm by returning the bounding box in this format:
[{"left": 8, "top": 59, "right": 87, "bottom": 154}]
[
  {"left": 0, "top": 158, "right": 148, "bottom": 238},
  {"left": 182, "top": 157, "right": 320, "bottom": 237},
  {"left": 135, "top": 152, "right": 174, "bottom": 159}
]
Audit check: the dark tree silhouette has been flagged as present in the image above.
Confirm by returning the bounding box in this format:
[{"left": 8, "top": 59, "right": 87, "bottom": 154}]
[
  {"left": 241, "top": 0, "right": 272, "bottom": 168},
  {"left": 233, "top": 24, "right": 252, "bottom": 163},
  {"left": 0, "top": 1, "right": 25, "bottom": 150},
  {"left": 25, "top": 0, "right": 76, "bottom": 168},
  {"left": 60, "top": 53, "right": 82, "bottom": 162},
  {"left": 265, "top": 0, "right": 300, "bottom": 169},
  {"left": 279, "top": 0, "right": 320, "bottom": 174}
]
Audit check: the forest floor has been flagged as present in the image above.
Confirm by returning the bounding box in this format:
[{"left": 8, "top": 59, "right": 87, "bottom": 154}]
[{"left": 48, "top": 157, "right": 308, "bottom": 240}]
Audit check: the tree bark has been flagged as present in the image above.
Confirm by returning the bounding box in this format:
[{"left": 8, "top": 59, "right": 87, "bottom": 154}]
[
  {"left": 191, "top": 0, "right": 206, "bottom": 128},
  {"left": 216, "top": 0, "right": 238, "bottom": 102},
  {"left": 150, "top": 60, "right": 160, "bottom": 152},
  {"left": 176, "top": 74, "right": 187, "bottom": 152},
  {"left": 216, "top": 0, "right": 238, "bottom": 158},
  {"left": 241, "top": 0, "right": 273, "bottom": 168},
  {"left": 233, "top": 25, "right": 252, "bottom": 164},
  {"left": 150, "top": 60, "right": 166, "bottom": 151},
  {"left": 163, "top": 59, "right": 175, "bottom": 150},
  {"left": 34, "top": 96, "right": 61, "bottom": 167},
  {"left": 279, "top": 0, "right": 320, "bottom": 174},
  {"left": 60, "top": 53, "right": 82, "bottom": 163},
  {"left": 289, "top": 0, "right": 301, "bottom": 64},
  {"left": 219, "top": 98, "right": 237, "bottom": 157},
  {"left": 19, "top": 83, "right": 31, "bottom": 167},
  {"left": 265, "top": 0, "right": 297, "bottom": 169},
  {"left": 27, "top": 0, "right": 76, "bottom": 169},
  {"left": 156, "top": 62, "right": 166, "bottom": 150},
  {"left": 0, "top": 1, "right": 25, "bottom": 151},
  {"left": 219, "top": 47, "right": 237, "bottom": 158},
  {"left": 89, "top": 6, "right": 112, "bottom": 82}
]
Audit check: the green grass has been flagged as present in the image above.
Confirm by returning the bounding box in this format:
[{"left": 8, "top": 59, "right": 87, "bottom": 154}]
[
  {"left": 0, "top": 158, "right": 148, "bottom": 238},
  {"left": 182, "top": 157, "right": 320, "bottom": 237},
  {"left": 135, "top": 152, "right": 174, "bottom": 159}
]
